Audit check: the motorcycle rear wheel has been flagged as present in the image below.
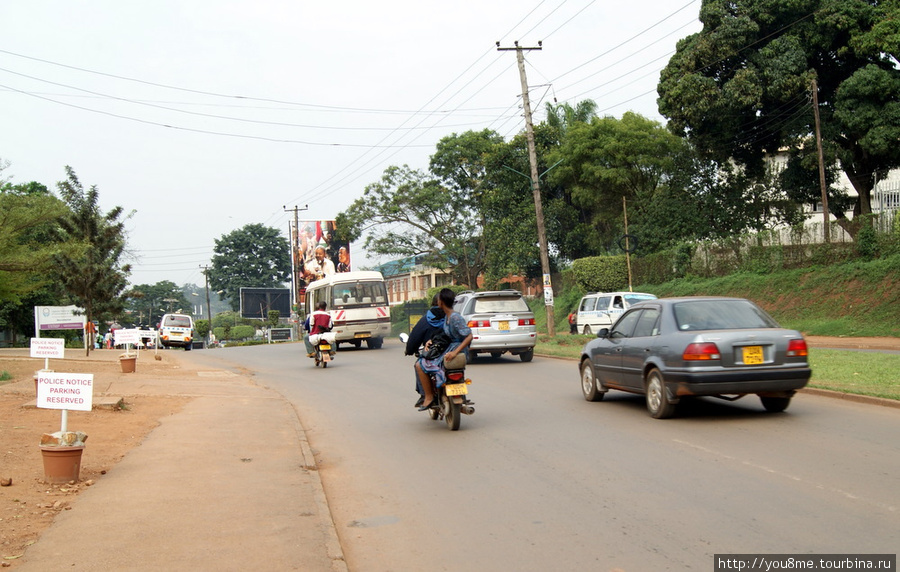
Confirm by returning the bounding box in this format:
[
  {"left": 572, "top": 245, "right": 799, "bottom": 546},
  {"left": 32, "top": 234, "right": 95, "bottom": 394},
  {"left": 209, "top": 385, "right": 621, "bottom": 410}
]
[{"left": 443, "top": 394, "right": 461, "bottom": 431}]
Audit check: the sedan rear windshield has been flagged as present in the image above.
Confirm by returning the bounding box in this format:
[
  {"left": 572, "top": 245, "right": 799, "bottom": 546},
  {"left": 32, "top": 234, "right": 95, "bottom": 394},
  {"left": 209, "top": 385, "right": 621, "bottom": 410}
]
[
  {"left": 673, "top": 300, "right": 779, "bottom": 331},
  {"left": 473, "top": 297, "right": 530, "bottom": 313}
]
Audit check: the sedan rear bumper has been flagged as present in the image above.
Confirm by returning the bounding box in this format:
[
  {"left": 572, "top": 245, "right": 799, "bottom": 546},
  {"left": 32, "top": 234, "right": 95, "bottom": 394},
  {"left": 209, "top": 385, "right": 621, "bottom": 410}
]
[{"left": 664, "top": 368, "right": 812, "bottom": 396}]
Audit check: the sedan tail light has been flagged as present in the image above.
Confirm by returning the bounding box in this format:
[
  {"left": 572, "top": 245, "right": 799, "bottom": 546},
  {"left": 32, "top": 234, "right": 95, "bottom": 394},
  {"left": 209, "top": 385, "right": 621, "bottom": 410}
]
[
  {"left": 787, "top": 339, "right": 808, "bottom": 357},
  {"left": 683, "top": 342, "right": 721, "bottom": 360},
  {"left": 518, "top": 318, "right": 535, "bottom": 326}
]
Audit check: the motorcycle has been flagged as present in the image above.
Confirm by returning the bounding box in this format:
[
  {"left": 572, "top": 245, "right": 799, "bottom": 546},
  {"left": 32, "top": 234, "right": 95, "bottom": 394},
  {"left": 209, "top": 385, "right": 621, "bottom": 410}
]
[
  {"left": 309, "top": 332, "right": 336, "bottom": 368},
  {"left": 400, "top": 333, "right": 475, "bottom": 431}
]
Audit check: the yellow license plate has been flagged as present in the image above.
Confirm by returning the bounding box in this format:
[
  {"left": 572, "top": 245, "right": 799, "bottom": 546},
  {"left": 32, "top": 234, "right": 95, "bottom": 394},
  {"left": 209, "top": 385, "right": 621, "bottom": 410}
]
[
  {"left": 743, "top": 346, "right": 764, "bottom": 364},
  {"left": 445, "top": 384, "right": 468, "bottom": 396},
  {"left": 319, "top": 344, "right": 331, "bottom": 351},
  {"left": 354, "top": 333, "right": 370, "bottom": 339},
  {"left": 498, "top": 321, "right": 509, "bottom": 331}
]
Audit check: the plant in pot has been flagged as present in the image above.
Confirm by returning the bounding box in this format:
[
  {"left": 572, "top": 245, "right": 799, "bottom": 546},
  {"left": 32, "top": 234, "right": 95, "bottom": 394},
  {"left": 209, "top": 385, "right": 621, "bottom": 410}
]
[{"left": 39, "top": 430, "right": 88, "bottom": 484}]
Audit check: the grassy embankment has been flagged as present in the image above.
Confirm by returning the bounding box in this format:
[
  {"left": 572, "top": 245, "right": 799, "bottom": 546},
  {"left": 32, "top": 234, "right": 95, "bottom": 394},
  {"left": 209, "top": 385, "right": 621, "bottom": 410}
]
[{"left": 530, "top": 255, "right": 900, "bottom": 400}]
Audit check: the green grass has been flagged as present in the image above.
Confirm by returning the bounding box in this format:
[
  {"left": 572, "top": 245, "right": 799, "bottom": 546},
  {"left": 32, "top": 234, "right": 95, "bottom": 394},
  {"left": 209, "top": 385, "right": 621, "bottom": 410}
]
[
  {"left": 0, "top": 371, "right": 12, "bottom": 385},
  {"left": 534, "top": 337, "right": 900, "bottom": 401},
  {"left": 807, "top": 349, "right": 900, "bottom": 400}
]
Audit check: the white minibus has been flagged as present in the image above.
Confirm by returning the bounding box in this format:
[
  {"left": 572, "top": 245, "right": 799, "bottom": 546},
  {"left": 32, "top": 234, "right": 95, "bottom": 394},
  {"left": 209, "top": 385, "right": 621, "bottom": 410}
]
[{"left": 303, "top": 271, "right": 390, "bottom": 349}]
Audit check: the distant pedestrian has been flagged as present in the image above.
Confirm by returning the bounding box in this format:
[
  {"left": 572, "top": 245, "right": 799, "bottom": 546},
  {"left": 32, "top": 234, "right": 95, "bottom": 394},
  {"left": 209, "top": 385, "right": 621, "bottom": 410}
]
[{"left": 568, "top": 311, "right": 577, "bottom": 334}]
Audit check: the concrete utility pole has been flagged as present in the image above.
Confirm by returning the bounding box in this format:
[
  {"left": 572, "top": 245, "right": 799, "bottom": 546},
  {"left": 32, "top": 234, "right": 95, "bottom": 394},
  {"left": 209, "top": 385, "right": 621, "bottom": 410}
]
[
  {"left": 283, "top": 204, "right": 308, "bottom": 308},
  {"left": 497, "top": 40, "right": 556, "bottom": 336},
  {"left": 811, "top": 79, "right": 830, "bottom": 243}
]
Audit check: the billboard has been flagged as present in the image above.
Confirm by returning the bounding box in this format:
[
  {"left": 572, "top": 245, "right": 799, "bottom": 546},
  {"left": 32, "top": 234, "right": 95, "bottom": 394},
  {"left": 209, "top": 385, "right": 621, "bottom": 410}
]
[
  {"left": 240, "top": 287, "right": 292, "bottom": 319},
  {"left": 292, "top": 220, "right": 351, "bottom": 300}
]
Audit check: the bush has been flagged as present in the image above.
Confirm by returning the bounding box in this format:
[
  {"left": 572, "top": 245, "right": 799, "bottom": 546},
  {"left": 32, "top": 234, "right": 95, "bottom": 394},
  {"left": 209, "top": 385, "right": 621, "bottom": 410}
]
[{"left": 572, "top": 255, "right": 628, "bottom": 292}]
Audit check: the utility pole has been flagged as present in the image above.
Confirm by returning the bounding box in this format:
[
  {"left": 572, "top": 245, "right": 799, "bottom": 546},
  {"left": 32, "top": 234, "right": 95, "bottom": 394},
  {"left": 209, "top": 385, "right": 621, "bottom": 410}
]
[
  {"left": 498, "top": 40, "right": 556, "bottom": 336},
  {"left": 811, "top": 79, "right": 830, "bottom": 243},
  {"left": 199, "top": 265, "right": 213, "bottom": 346},
  {"left": 283, "top": 204, "right": 308, "bottom": 310}
]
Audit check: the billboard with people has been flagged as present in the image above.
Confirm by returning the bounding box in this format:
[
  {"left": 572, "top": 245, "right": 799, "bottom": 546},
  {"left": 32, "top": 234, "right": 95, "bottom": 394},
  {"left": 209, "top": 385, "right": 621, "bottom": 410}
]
[{"left": 293, "top": 220, "right": 351, "bottom": 298}]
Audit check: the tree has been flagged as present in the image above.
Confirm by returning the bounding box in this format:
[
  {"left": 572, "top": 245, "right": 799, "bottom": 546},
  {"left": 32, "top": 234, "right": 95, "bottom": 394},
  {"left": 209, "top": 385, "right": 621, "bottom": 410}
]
[
  {"left": 208, "top": 224, "right": 290, "bottom": 311},
  {"left": 0, "top": 181, "right": 70, "bottom": 303},
  {"left": 548, "top": 112, "right": 687, "bottom": 253},
  {"left": 658, "top": 0, "right": 900, "bottom": 237},
  {"left": 53, "top": 167, "right": 132, "bottom": 355},
  {"left": 125, "top": 281, "right": 191, "bottom": 327},
  {"left": 338, "top": 130, "right": 503, "bottom": 287}
]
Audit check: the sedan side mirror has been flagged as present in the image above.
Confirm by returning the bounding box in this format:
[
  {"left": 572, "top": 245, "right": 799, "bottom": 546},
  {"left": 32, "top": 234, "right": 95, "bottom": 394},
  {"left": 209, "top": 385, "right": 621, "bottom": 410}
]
[{"left": 596, "top": 328, "right": 610, "bottom": 339}]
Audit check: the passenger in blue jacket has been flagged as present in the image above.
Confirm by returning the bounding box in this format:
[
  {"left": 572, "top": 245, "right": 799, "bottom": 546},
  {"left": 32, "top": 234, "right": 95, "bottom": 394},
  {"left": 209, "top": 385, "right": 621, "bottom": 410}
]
[{"left": 405, "top": 296, "right": 445, "bottom": 407}]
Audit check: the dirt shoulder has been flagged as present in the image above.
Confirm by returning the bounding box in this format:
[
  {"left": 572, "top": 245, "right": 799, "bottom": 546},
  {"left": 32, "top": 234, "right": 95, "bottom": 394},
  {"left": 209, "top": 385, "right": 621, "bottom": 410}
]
[
  {"left": 0, "top": 350, "right": 191, "bottom": 568},
  {"left": 804, "top": 336, "right": 900, "bottom": 351}
]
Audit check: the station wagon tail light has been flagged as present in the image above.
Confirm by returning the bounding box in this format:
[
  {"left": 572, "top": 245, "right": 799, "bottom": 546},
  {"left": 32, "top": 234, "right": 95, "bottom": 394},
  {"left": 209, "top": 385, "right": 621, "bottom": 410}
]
[
  {"left": 683, "top": 342, "right": 721, "bottom": 360},
  {"left": 787, "top": 339, "right": 808, "bottom": 357},
  {"left": 467, "top": 320, "right": 491, "bottom": 328},
  {"left": 518, "top": 318, "right": 535, "bottom": 326}
]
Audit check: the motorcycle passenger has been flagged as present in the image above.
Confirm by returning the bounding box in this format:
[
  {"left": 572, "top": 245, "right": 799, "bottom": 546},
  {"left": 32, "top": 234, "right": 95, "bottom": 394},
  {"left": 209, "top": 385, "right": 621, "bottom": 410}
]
[
  {"left": 303, "top": 301, "right": 334, "bottom": 357},
  {"left": 415, "top": 288, "right": 473, "bottom": 411},
  {"left": 405, "top": 295, "right": 445, "bottom": 407}
]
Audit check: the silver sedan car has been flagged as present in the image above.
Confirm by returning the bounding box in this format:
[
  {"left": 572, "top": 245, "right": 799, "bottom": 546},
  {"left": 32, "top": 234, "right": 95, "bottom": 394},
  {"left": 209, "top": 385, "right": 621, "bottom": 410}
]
[{"left": 579, "top": 297, "right": 812, "bottom": 418}]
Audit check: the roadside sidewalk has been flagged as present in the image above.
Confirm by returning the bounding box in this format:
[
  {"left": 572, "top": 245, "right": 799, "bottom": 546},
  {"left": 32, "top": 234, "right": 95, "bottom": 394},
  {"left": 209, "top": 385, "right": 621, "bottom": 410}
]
[{"left": 9, "top": 349, "right": 346, "bottom": 572}]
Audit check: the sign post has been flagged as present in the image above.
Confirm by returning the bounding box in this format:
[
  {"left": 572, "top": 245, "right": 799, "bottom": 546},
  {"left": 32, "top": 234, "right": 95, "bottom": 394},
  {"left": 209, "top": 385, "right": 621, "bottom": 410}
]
[{"left": 35, "top": 372, "right": 94, "bottom": 432}]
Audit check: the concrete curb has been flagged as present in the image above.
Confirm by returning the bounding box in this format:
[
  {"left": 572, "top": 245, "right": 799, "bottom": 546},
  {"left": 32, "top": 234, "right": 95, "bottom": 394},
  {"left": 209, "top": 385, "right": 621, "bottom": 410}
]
[{"left": 286, "top": 398, "right": 349, "bottom": 572}]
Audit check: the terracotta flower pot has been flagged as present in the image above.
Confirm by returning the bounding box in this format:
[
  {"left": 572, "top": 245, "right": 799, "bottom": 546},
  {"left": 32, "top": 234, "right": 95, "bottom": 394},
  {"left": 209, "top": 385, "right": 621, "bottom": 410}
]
[
  {"left": 119, "top": 355, "right": 136, "bottom": 373},
  {"left": 40, "top": 446, "right": 84, "bottom": 484}
]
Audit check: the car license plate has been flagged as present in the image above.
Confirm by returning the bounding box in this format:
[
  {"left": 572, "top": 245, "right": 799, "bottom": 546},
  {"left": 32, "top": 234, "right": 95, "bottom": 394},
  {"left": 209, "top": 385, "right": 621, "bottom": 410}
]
[
  {"left": 354, "top": 333, "right": 370, "bottom": 339},
  {"left": 319, "top": 344, "right": 331, "bottom": 351},
  {"left": 497, "top": 321, "right": 509, "bottom": 331},
  {"left": 743, "top": 346, "right": 764, "bottom": 364},
  {"left": 445, "top": 384, "right": 468, "bottom": 396}
]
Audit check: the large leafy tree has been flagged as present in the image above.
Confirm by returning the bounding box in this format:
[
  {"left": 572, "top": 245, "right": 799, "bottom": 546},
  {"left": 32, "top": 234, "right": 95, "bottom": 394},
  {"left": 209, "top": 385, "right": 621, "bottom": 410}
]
[
  {"left": 53, "top": 166, "right": 132, "bottom": 355},
  {"left": 338, "top": 130, "right": 503, "bottom": 287},
  {"left": 0, "top": 180, "right": 69, "bottom": 303},
  {"left": 548, "top": 112, "right": 687, "bottom": 253},
  {"left": 658, "top": 0, "right": 900, "bottom": 237},
  {"left": 208, "top": 223, "right": 290, "bottom": 311}
]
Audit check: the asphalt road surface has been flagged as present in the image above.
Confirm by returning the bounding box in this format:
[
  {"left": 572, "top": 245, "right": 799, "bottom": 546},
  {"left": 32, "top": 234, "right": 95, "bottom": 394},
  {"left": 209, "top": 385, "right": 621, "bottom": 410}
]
[{"left": 189, "top": 340, "right": 900, "bottom": 571}]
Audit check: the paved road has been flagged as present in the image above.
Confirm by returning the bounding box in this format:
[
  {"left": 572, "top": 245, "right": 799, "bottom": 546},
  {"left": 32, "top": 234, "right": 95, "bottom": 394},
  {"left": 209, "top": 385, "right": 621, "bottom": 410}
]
[{"left": 191, "top": 341, "right": 900, "bottom": 571}]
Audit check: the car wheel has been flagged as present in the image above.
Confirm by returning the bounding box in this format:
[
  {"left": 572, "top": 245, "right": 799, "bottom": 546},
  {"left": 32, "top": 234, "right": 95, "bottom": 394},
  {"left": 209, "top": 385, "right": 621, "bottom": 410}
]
[
  {"left": 519, "top": 349, "right": 534, "bottom": 362},
  {"left": 467, "top": 351, "right": 477, "bottom": 364},
  {"left": 582, "top": 325, "right": 592, "bottom": 335},
  {"left": 352, "top": 340, "right": 362, "bottom": 348},
  {"left": 490, "top": 352, "right": 502, "bottom": 359},
  {"left": 184, "top": 344, "right": 192, "bottom": 352},
  {"left": 580, "top": 360, "right": 605, "bottom": 402},
  {"left": 760, "top": 395, "right": 791, "bottom": 412},
  {"left": 645, "top": 368, "right": 676, "bottom": 419}
]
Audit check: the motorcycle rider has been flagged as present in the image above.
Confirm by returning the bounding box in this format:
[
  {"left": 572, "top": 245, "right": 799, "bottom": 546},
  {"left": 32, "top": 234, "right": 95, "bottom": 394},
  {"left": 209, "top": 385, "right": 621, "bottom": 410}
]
[
  {"left": 415, "top": 288, "right": 472, "bottom": 411},
  {"left": 405, "top": 295, "right": 445, "bottom": 407},
  {"left": 303, "top": 301, "right": 333, "bottom": 358}
]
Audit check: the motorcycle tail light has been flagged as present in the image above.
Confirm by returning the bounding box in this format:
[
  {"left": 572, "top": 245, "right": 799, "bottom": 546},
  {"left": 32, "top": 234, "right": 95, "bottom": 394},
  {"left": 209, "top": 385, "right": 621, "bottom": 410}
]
[{"left": 447, "top": 372, "right": 465, "bottom": 382}]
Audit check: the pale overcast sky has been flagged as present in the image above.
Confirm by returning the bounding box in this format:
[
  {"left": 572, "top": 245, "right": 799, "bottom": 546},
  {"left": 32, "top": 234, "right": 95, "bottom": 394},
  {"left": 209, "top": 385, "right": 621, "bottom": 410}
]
[{"left": 1, "top": 0, "right": 701, "bottom": 288}]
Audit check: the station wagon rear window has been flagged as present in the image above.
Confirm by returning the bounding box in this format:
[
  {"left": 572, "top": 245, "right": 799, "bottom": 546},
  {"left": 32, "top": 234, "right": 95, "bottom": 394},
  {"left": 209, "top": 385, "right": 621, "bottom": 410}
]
[{"left": 473, "top": 297, "right": 529, "bottom": 313}]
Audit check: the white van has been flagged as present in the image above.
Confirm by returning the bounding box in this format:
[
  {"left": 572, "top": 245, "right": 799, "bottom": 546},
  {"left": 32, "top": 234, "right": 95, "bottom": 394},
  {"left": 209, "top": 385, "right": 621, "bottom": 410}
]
[
  {"left": 158, "top": 313, "right": 195, "bottom": 350},
  {"left": 303, "top": 271, "right": 390, "bottom": 349},
  {"left": 576, "top": 291, "right": 657, "bottom": 335}
]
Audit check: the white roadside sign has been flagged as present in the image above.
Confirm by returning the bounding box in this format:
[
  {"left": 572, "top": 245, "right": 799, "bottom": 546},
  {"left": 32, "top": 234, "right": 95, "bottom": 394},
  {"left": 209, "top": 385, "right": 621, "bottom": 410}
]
[
  {"left": 36, "top": 372, "right": 94, "bottom": 412},
  {"left": 34, "top": 305, "right": 85, "bottom": 332},
  {"left": 114, "top": 328, "right": 142, "bottom": 347},
  {"left": 30, "top": 338, "right": 65, "bottom": 359}
]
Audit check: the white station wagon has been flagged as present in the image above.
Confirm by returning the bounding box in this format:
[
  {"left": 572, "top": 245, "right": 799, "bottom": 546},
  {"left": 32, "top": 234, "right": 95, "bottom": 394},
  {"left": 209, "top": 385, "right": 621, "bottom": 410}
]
[{"left": 576, "top": 291, "right": 657, "bottom": 335}]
